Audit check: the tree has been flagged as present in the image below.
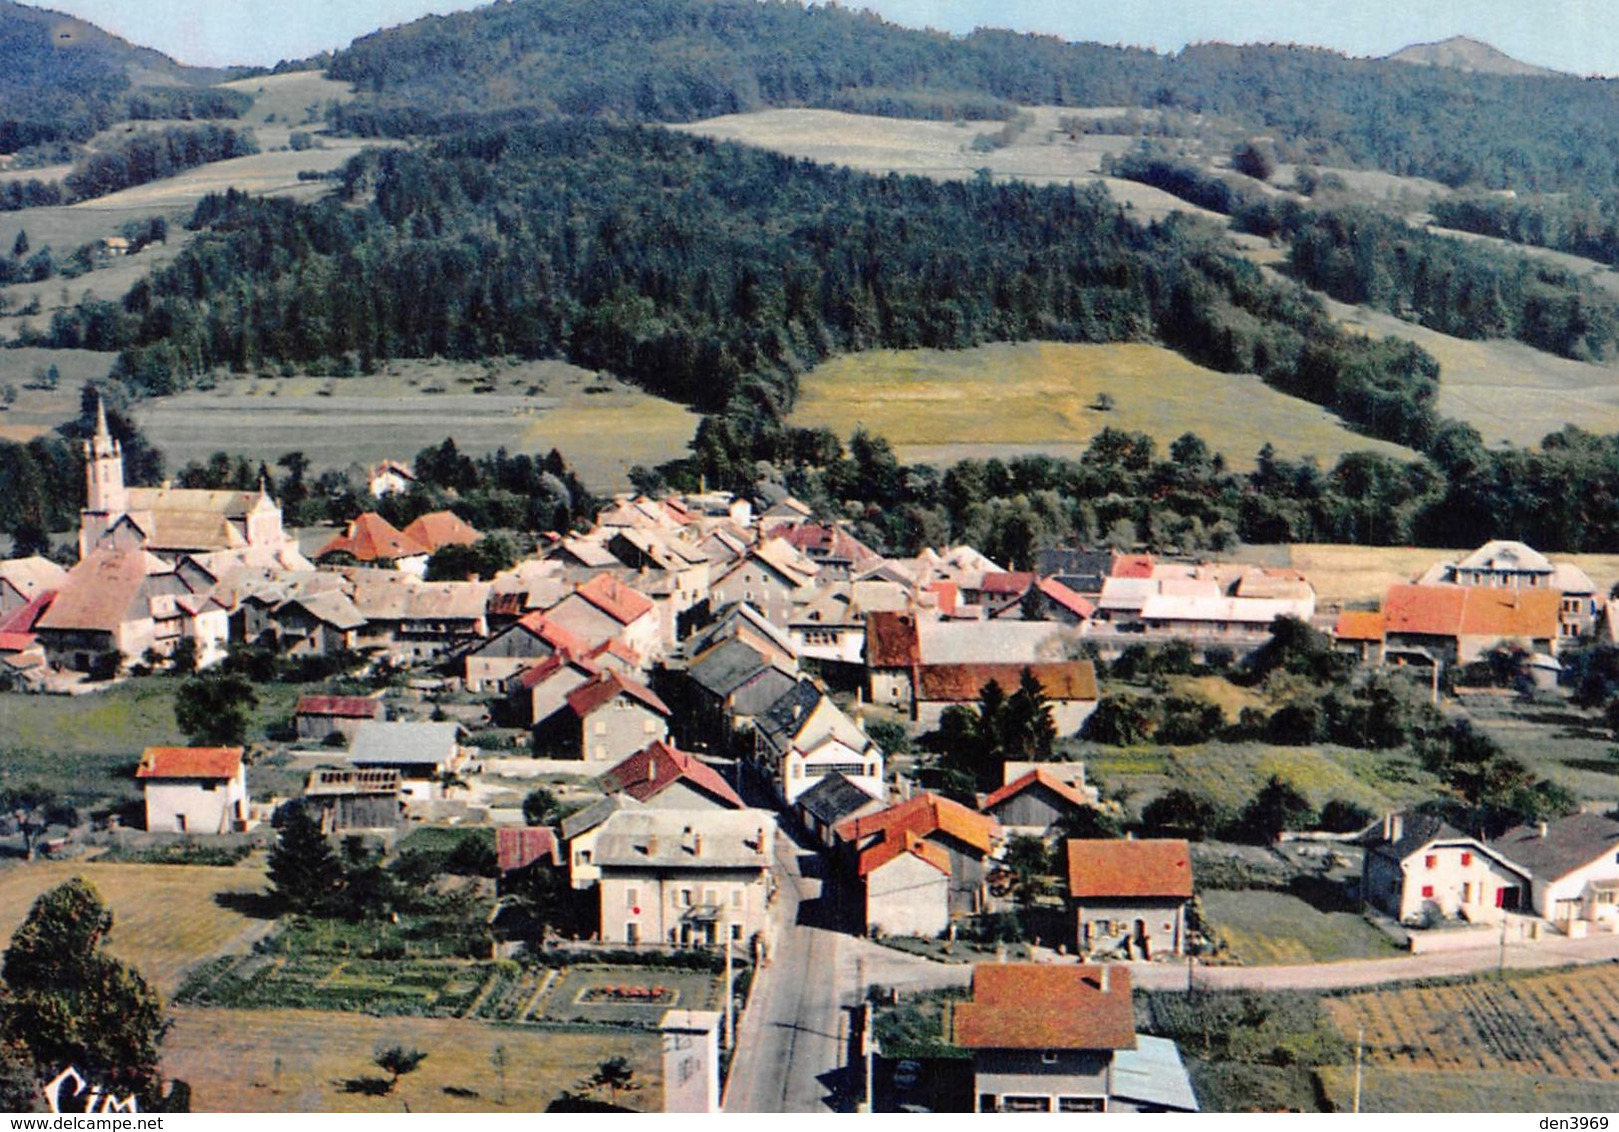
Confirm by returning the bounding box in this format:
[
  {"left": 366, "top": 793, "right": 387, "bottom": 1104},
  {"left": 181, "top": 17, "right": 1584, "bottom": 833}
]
[
  {"left": 1231, "top": 140, "right": 1277, "bottom": 181},
  {"left": 373, "top": 1046, "right": 427, "bottom": 1093},
  {"left": 267, "top": 805, "right": 341, "bottom": 914},
  {"left": 0, "top": 878, "right": 168, "bottom": 1103},
  {"left": 173, "top": 672, "right": 258, "bottom": 745},
  {"left": 169, "top": 637, "right": 198, "bottom": 676},
  {"left": 583, "top": 1056, "right": 636, "bottom": 1105},
  {"left": 1001, "top": 834, "right": 1054, "bottom": 903},
  {"left": 1057, "top": 805, "right": 1124, "bottom": 841},
  {"left": 1236, "top": 776, "right": 1315, "bottom": 843},
  {"left": 522, "top": 787, "right": 562, "bottom": 827},
  {"left": 1141, "top": 788, "right": 1218, "bottom": 841},
  {"left": 0, "top": 784, "right": 75, "bottom": 860},
  {"left": 10, "top": 231, "right": 27, "bottom": 259}
]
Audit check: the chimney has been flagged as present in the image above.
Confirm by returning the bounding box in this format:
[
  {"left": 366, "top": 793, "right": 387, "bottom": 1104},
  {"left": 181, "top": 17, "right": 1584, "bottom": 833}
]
[
  {"left": 647, "top": 834, "right": 659, "bottom": 856},
  {"left": 649, "top": 759, "right": 657, "bottom": 783},
  {"left": 1538, "top": 821, "right": 1549, "bottom": 839},
  {"left": 693, "top": 832, "right": 702, "bottom": 857},
  {"left": 755, "top": 827, "right": 765, "bottom": 852},
  {"left": 1099, "top": 966, "right": 1110, "bottom": 993},
  {"left": 1389, "top": 814, "right": 1403, "bottom": 844}
]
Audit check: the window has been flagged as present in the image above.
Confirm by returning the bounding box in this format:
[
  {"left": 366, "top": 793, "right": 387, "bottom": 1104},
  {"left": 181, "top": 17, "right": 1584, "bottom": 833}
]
[
  {"left": 644, "top": 718, "right": 658, "bottom": 733},
  {"left": 594, "top": 720, "right": 607, "bottom": 736},
  {"left": 1003, "top": 1096, "right": 1053, "bottom": 1113},
  {"left": 1425, "top": 854, "right": 1438, "bottom": 869},
  {"left": 1462, "top": 883, "right": 1472, "bottom": 903},
  {"left": 704, "top": 888, "right": 718, "bottom": 906},
  {"left": 202, "top": 781, "right": 218, "bottom": 792},
  {"left": 731, "top": 923, "right": 743, "bottom": 941},
  {"left": 731, "top": 890, "right": 743, "bottom": 907},
  {"left": 1461, "top": 852, "right": 1472, "bottom": 866},
  {"left": 680, "top": 889, "right": 693, "bottom": 906},
  {"left": 626, "top": 888, "right": 639, "bottom": 908},
  {"left": 1040, "top": 1051, "right": 1059, "bottom": 1065},
  {"left": 1058, "top": 1097, "right": 1106, "bottom": 1113},
  {"left": 1421, "top": 885, "right": 1435, "bottom": 898}
]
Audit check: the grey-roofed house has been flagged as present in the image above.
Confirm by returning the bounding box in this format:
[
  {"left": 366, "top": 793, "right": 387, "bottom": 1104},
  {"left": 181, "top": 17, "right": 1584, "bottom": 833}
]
[
  {"left": 347, "top": 721, "right": 463, "bottom": 801},
  {"left": 755, "top": 680, "right": 884, "bottom": 805},
  {"left": 560, "top": 794, "right": 644, "bottom": 890},
  {"left": 1362, "top": 811, "right": 1530, "bottom": 925},
  {"left": 687, "top": 636, "right": 800, "bottom": 722},
  {"left": 1489, "top": 811, "right": 1619, "bottom": 933},
  {"left": 794, "top": 771, "right": 885, "bottom": 848}
]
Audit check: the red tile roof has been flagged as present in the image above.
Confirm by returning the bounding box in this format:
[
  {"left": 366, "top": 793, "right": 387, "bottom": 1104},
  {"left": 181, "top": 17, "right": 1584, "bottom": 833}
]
[
  {"left": 836, "top": 792, "right": 999, "bottom": 855},
  {"left": 917, "top": 661, "right": 1099, "bottom": 704},
  {"left": 857, "top": 828, "right": 952, "bottom": 877},
  {"left": 766, "top": 522, "right": 879, "bottom": 565},
  {"left": 864, "top": 611, "right": 920, "bottom": 667},
  {"left": 575, "top": 574, "right": 655, "bottom": 625},
  {"left": 1383, "top": 584, "right": 1561, "bottom": 640},
  {"left": 980, "top": 767, "right": 1093, "bottom": 814},
  {"left": 1038, "top": 577, "right": 1095, "bottom": 619},
  {"left": 565, "top": 669, "right": 670, "bottom": 719},
  {"left": 317, "top": 513, "right": 427, "bottom": 563},
  {"left": 295, "top": 694, "right": 381, "bottom": 719},
  {"left": 497, "top": 827, "right": 559, "bottom": 872},
  {"left": 1334, "top": 609, "right": 1386, "bottom": 642},
  {"left": 925, "top": 581, "right": 959, "bottom": 617},
  {"left": 0, "top": 590, "right": 54, "bottom": 633},
  {"left": 401, "top": 510, "right": 481, "bottom": 553},
  {"left": 953, "top": 965, "right": 1136, "bottom": 1051},
  {"left": 0, "top": 631, "right": 38, "bottom": 652},
  {"left": 513, "top": 649, "right": 592, "bottom": 690},
  {"left": 600, "top": 740, "right": 744, "bottom": 808},
  {"left": 979, "top": 571, "right": 1036, "bottom": 595},
  {"left": 137, "top": 746, "right": 244, "bottom": 780},
  {"left": 1111, "top": 553, "right": 1156, "bottom": 579},
  {"left": 515, "top": 611, "right": 590, "bottom": 656},
  {"left": 1066, "top": 838, "right": 1193, "bottom": 899}
]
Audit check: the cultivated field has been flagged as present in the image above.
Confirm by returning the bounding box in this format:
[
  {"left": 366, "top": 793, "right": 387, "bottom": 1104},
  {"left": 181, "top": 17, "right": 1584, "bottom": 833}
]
[
  {"left": 1163, "top": 742, "right": 1434, "bottom": 815},
  {"left": 0, "top": 860, "right": 271, "bottom": 995},
  {"left": 1200, "top": 889, "right": 1399, "bottom": 965},
  {"left": 0, "top": 346, "right": 113, "bottom": 443},
  {"left": 1315, "top": 1065, "right": 1619, "bottom": 1113},
  {"left": 792, "top": 341, "right": 1415, "bottom": 471},
  {"left": 131, "top": 360, "right": 698, "bottom": 492},
  {"left": 161, "top": 1006, "right": 661, "bottom": 1113},
  {"left": 1325, "top": 966, "right": 1619, "bottom": 1083}
]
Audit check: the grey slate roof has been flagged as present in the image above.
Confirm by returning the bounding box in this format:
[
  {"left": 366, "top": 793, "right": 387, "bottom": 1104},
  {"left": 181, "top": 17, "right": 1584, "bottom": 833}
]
[
  {"left": 755, "top": 680, "right": 825, "bottom": 754},
  {"left": 1364, "top": 811, "right": 1469, "bottom": 861},
  {"left": 795, "top": 772, "right": 881, "bottom": 827},
  {"left": 688, "top": 637, "right": 775, "bottom": 698},
  {"left": 1111, "top": 1035, "right": 1201, "bottom": 1113},
  {"left": 1490, "top": 811, "right": 1619, "bottom": 881},
  {"left": 560, "top": 795, "right": 623, "bottom": 841},
  {"left": 348, "top": 721, "right": 459, "bottom": 767}
]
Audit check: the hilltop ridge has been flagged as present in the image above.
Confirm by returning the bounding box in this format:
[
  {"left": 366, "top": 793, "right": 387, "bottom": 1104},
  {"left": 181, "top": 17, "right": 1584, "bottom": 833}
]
[{"left": 1388, "top": 35, "right": 1558, "bottom": 77}]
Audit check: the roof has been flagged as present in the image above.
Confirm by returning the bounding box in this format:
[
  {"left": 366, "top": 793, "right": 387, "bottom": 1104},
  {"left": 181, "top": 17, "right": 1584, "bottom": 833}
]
[
  {"left": 1334, "top": 609, "right": 1386, "bottom": 641},
  {"left": 600, "top": 741, "right": 744, "bottom": 808},
  {"left": 1140, "top": 594, "right": 1309, "bottom": 626},
  {"left": 497, "top": 827, "right": 559, "bottom": 872},
  {"left": 915, "top": 620, "right": 1068, "bottom": 665},
  {"left": 981, "top": 767, "right": 1095, "bottom": 814},
  {"left": 1111, "top": 1035, "right": 1201, "bottom": 1112},
  {"left": 136, "top": 746, "right": 243, "bottom": 780},
  {"left": 952, "top": 964, "right": 1136, "bottom": 1051},
  {"left": 1038, "top": 577, "right": 1095, "bottom": 619},
  {"left": 317, "top": 513, "right": 427, "bottom": 563},
  {"left": 864, "top": 611, "right": 920, "bottom": 667},
  {"left": 296, "top": 694, "right": 381, "bottom": 719},
  {"left": 513, "top": 650, "right": 595, "bottom": 691},
  {"left": 591, "top": 808, "right": 776, "bottom": 870},
  {"left": 35, "top": 548, "right": 164, "bottom": 633},
  {"left": 1066, "top": 839, "right": 1194, "bottom": 899},
  {"left": 858, "top": 829, "right": 952, "bottom": 877},
  {"left": 560, "top": 794, "right": 627, "bottom": 840},
  {"left": 565, "top": 670, "right": 671, "bottom": 719},
  {"left": 0, "top": 555, "right": 67, "bottom": 597},
  {"left": 836, "top": 793, "right": 999, "bottom": 855},
  {"left": 1453, "top": 540, "right": 1554, "bottom": 575},
  {"left": 688, "top": 636, "right": 776, "bottom": 697},
  {"left": 796, "top": 771, "right": 883, "bottom": 826},
  {"left": 0, "top": 590, "right": 55, "bottom": 634},
  {"left": 1111, "top": 553, "right": 1156, "bottom": 579},
  {"left": 348, "top": 721, "right": 459, "bottom": 766},
  {"left": 978, "top": 571, "right": 1036, "bottom": 596},
  {"left": 917, "top": 661, "right": 1099, "bottom": 704},
  {"left": 279, "top": 590, "right": 365, "bottom": 630},
  {"left": 0, "top": 631, "right": 38, "bottom": 652},
  {"left": 1383, "top": 584, "right": 1562, "bottom": 640},
  {"left": 1489, "top": 812, "right": 1619, "bottom": 881},
  {"left": 401, "top": 510, "right": 481, "bottom": 553},
  {"left": 574, "top": 574, "right": 655, "bottom": 625},
  {"left": 755, "top": 680, "right": 829, "bottom": 747},
  {"left": 512, "top": 611, "right": 591, "bottom": 656},
  {"left": 368, "top": 459, "right": 415, "bottom": 481},
  {"left": 767, "top": 522, "right": 879, "bottom": 566}
]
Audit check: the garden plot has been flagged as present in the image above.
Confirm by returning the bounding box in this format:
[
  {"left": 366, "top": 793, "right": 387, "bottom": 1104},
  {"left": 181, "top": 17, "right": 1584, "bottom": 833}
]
[{"left": 534, "top": 965, "right": 724, "bottom": 1027}]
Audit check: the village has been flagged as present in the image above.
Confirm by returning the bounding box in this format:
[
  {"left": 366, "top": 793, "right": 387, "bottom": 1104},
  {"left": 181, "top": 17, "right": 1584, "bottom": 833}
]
[{"left": 5, "top": 401, "right": 1619, "bottom": 1113}]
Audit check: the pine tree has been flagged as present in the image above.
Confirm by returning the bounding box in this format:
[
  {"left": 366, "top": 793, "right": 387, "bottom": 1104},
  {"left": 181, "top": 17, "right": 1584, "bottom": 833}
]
[{"left": 267, "top": 806, "right": 341, "bottom": 914}]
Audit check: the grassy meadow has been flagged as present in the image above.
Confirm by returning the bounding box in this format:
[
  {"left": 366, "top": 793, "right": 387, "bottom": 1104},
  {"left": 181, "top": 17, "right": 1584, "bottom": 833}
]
[
  {"left": 1199, "top": 889, "right": 1399, "bottom": 965},
  {"left": 792, "top": 341, "right": 1415, "bottom": 471}
]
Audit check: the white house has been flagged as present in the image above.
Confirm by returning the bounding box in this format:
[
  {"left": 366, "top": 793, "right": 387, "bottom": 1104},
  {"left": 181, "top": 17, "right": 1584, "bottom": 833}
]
[
  {"left": 1489, "top": 812, "right": 1619, "bottom": 935},
  {"left": 1363, "top": 811, "right": 1531, "bottom": 924},
  {"left": 753, "top": 681, "right": 883, "bottom": 805},
  {"left": 136, "top": 746, "right": 249, "bottom": 834}
]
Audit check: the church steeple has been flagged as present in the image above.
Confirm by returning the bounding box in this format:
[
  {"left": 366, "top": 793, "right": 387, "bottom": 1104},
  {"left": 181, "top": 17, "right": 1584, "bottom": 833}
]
[{"left": 80, "top": 392, "right": 127, "bottom": 557}]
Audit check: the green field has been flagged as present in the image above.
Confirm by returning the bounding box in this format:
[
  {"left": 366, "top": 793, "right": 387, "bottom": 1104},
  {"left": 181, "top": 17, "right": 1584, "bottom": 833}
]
[
  {"left": 792, "top": 341, "right": 1415, "bottom": 471},
  {"left": 1200, "top": 889, "right": 1399, "bottom": 965}
]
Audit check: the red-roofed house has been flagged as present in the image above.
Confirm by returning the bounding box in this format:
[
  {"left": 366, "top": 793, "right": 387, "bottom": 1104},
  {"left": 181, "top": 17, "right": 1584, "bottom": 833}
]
[
  {"left": 599, "top": 741, "right": 744, "bottom": 810},
  {"left": 545, "top": 574, "right": 661, "bottom": 661},
  {"left": 496, "top": 826, "right": 560, "bottom": 876},
  {"left": 1067, "top": 839, "right": 1193, "bottom": 959},
  {"left": 861, "top": 830, "right": 952, "bottom": 937},
  {"left": 401, "top": 510, "right": 482, "bottom": 554},
  {"left": 464, "top": 611, "right": 591, "bottom": 692},
  {"left": 864, "top": 611, "right": 921, "bottom": 709},
  {"left": 1111, "top": 553, "right": 1156, "bottom": 579},
  {"left": 295, "top": 694, "right": 383, "bottom": 743},
  {"left": 838, "top": 793, "right": 1001, "bottom": 919},
  {"left": 980, "top": 766, "right": 1100, "bottom": 834},
  {"left": 136, "top": 746, "right": 249, "bottom": 834},
  {"left": 316, "top": 513, "right": 429, "bottom": 574},
  {"left": 1026, "top": 577, "right": 1096, "bottom": 625},
  {"left": 914, "top": 661, "right": 1100, "bottom": 733},
  {"left": 540, "top": 669, "right": 671, "bottom": 763},
  {"left": 1333, "top": 609, "right": 1386, "bottom": 663},
  {"left": 507, "top": 650, "right": 600, "bottom": 729},
  {"left": 1382, "top": 583, "right": 1562, "bottom": 664}
]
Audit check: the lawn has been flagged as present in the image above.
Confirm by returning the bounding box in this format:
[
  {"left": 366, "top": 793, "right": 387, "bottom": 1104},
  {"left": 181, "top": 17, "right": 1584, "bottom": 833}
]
[
  {"left": 0, "top": 860, "right": 272, "bottom": 995},
  {"left": 181, "top": 952, "right": 502, "bottom": 1017},
  {"left": 791, "top": 341, "right": 1415, "bottom": 472},
  {"left": 1164, "top": 741, "right": 1436, "bottom": 816},
  {"left": 536, "top": 965, "right": 725, "bottom": 1027},
  {"left": 160, "top": 1005, "right": 661, "bottom": 1113},
  {"left": 1463, "top": 697, "right": 1619, "bottom": 802},
  {"left": 1199, "top": 889, "right": 1400, "bottom": 965},
  {"left": 0, "top": 346, "right": 113, "bottom": 444}
]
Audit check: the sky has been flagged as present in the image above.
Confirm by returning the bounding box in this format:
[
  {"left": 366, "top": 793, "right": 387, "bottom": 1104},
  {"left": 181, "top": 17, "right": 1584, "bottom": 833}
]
[{"left": 17, "top": 0, "right": 1619, "bottom": 76}]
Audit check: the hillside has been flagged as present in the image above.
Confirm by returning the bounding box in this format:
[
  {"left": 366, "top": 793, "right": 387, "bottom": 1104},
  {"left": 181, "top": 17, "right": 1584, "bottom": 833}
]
[
  {"left": 1389, "top": 36, "right": 1557, "bottom": 77},
  {"left": 0, "top": 0, "right": 233, "bottom": 154}
]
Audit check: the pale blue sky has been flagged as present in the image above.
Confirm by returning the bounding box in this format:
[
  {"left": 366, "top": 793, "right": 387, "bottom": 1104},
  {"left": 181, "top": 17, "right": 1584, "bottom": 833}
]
[{"left": 19, "top": 0, "right": 1619, "bottom": 75}]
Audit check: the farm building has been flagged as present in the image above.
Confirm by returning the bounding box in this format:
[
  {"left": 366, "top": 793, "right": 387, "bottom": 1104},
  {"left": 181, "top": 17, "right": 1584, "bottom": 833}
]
[
  {"left": 301, "top": 766, "right": 402, "bottom": 832},
  {"left": 346, "top": 721, "right": 463, "bottom": 801},
  {"left": 794, "top": 771, "right": 885, "bottom": 849},
  {"left": 980, "top": 766, "right": 1099, "bottom": 836},
  {"left": 1067, "top": 839, "right": 1193, "bottom": 959},
  {"left": 137, "top": 746, "right": 250, "bottom": 835},
  {"left": 838, "top": 793, "right": 1000, "bottom": 919},
  {"left": 913, "top": 661, "right": 1099, "bottom": 732},
  {"left": 294, "top": 694, "right": 383, "bottom": 743}
]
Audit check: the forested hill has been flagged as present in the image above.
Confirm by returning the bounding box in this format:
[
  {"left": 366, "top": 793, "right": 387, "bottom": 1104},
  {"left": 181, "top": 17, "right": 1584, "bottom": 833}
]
[
  {"left": 0, "top": 0, "right": 239, "bottom": 153},
  {"left": 326, "top": 0, "right": 1619, "bottom": 194}
]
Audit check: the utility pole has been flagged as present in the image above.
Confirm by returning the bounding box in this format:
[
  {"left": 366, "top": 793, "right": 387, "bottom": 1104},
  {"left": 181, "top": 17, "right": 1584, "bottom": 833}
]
[
  {"left": 1352, "top": 1025, "right": 1364, "bottom": 1114},
  {"left": 857, "top": 955, "right": 873, "bottom": 1113},
  {"left": 1499, "top": 908, "right": 1509, "bottom": 979},
  {"left": 723, "top": 918, "right": 735, "bottom": 1051}
]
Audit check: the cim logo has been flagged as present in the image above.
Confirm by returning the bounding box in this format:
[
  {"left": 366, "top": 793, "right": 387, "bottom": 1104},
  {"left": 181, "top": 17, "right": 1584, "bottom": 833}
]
[{"left": 43, "top": 1066, "right": 139, "bottom": 1114}]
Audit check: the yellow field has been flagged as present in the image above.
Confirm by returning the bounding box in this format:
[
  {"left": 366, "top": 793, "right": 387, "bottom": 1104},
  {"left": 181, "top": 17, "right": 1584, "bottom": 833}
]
[
  {"left": 1316, "top": 1065, "right": 1619, "bottom": 1113},
  {"left": 162, "top": 1006, "right": 661, "bottom": 1113},
  {"left": 0, "top": 860, "right": 271, "bottom": 995},
  {"left": 792, "top": 341, "right": 1416, "bottom": 470},
  {"left": 1232, "top": 543, "right": 1619, "bottom": 605},
  {"left": 1326, "top": 966, "right": 1619, "bottom": 1083}
]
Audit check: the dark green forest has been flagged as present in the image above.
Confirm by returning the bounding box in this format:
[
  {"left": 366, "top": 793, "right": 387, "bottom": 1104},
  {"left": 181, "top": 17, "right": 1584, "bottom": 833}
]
[
  {"left": 325, "top": 0, "right": 1619, "bottom": 194},
  {"left": 1433, "top": 193, "right": 1619, "bottom": 268}
]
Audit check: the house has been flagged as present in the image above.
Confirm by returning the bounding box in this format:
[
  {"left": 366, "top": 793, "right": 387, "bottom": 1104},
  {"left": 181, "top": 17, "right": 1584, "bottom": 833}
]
[
  {"left": 508, "top": 649, "right": 601, "bottom": 730},
  {"left": 860, "top": 831, "right": 952, "bottom": 938},
  {"left": 1381, "top": 583, "right": 1562, "bottom": 665},
  {"left": 1488, "top": 812, "right": 1619, "bottom": 934},
  {"left": 271, "top": 590, "right": 367, "bottom": 657},
  {"left": 1420, "top": 539, "right": 1601, "bottom": 643},
  {"left": 464, "top": 612, "right": 589, "bottom": 693},
  {"left": 401, "top": 511, "right": 481, "bottom": 555},
  {"left": 592, "top": 809, "right": 777, "bottom": 946},
  {"left": 545, "top": 574, "right": 661, "bottom": 662},
  {"left": 952, "top": 964, "right": 1197, "bottom": 1113},
  {"left": 913, "top": 661, "right": 1099, "bottom": 733},
  {"left": 1005, "top": 577, "right": 1094, "bottom": 625},
  {"left": 764, "top": 522, "right": 880, "bottom": 579},
  {"left": 367, "top": 460, "right": 416, "bottom": 498},
  {"left": 1137, "top": 594, "right": 1312, "bottom": 641},
  {"left": 347, "top": 574, "right": 491, "bottom": 662},
  {"left": 794, "top": 771, "right": 885, "bottom": 849},
  {"left": 1362, "top": 811, "right": 1530, "bottom": 924},
  {"left": 980, "top": 766, "right": 1099, "bottom": 836},
  {"left": 346, "top": 721, "right": 463, "bottom": 801},
  {"left": 33, "top": 547, "right": 191, "bottom": 672},
  {"left": 1333, "top": 609, "right": 1386, "bottom": 663},
  {"left": 753, "top": 681, "right": 884, "bottom": 805},
  {"left": 301, "top": 766, "right": 402, "bottom": 832},
  {"left": 136, "top": 746, "right": 249, "bottom": 834},
  {"left": 495, "top": 826, "right": 562, "bottom": 896},
  {"left": 708, "top": 540, "right": 818, "bottom": 628},
  {"left": 315, "top": 513, "right": 430, "bottom": 575},
  {"left": 0, "top": 555, "right": 66, "bottom": 617},
  {"left": 863, "top": 613, "right": 1073, "bottom": 712},
  {"left": 1036, "top": 549, "right": 1116, "bottom": 598},
  {"left": 788, "top": 580, "right": 912, "bottom": 666},
  {"left": 686, "top": 635, "right": 799, "bottom": 723},
  {"left": 548, "top": 669, "right": 671, "bottom": 763},
  {"left": 837, "top": 793, "right": 1000, "bottom": 918},
  {"left": 599, "top": 741, "right": 745, "bottom": 810},
  {"left": 294, "top": 694, "right": 383, "bottom": 743},
  {"left": 1066, "top": 839, "right": 1193, "bottom": 959}
]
